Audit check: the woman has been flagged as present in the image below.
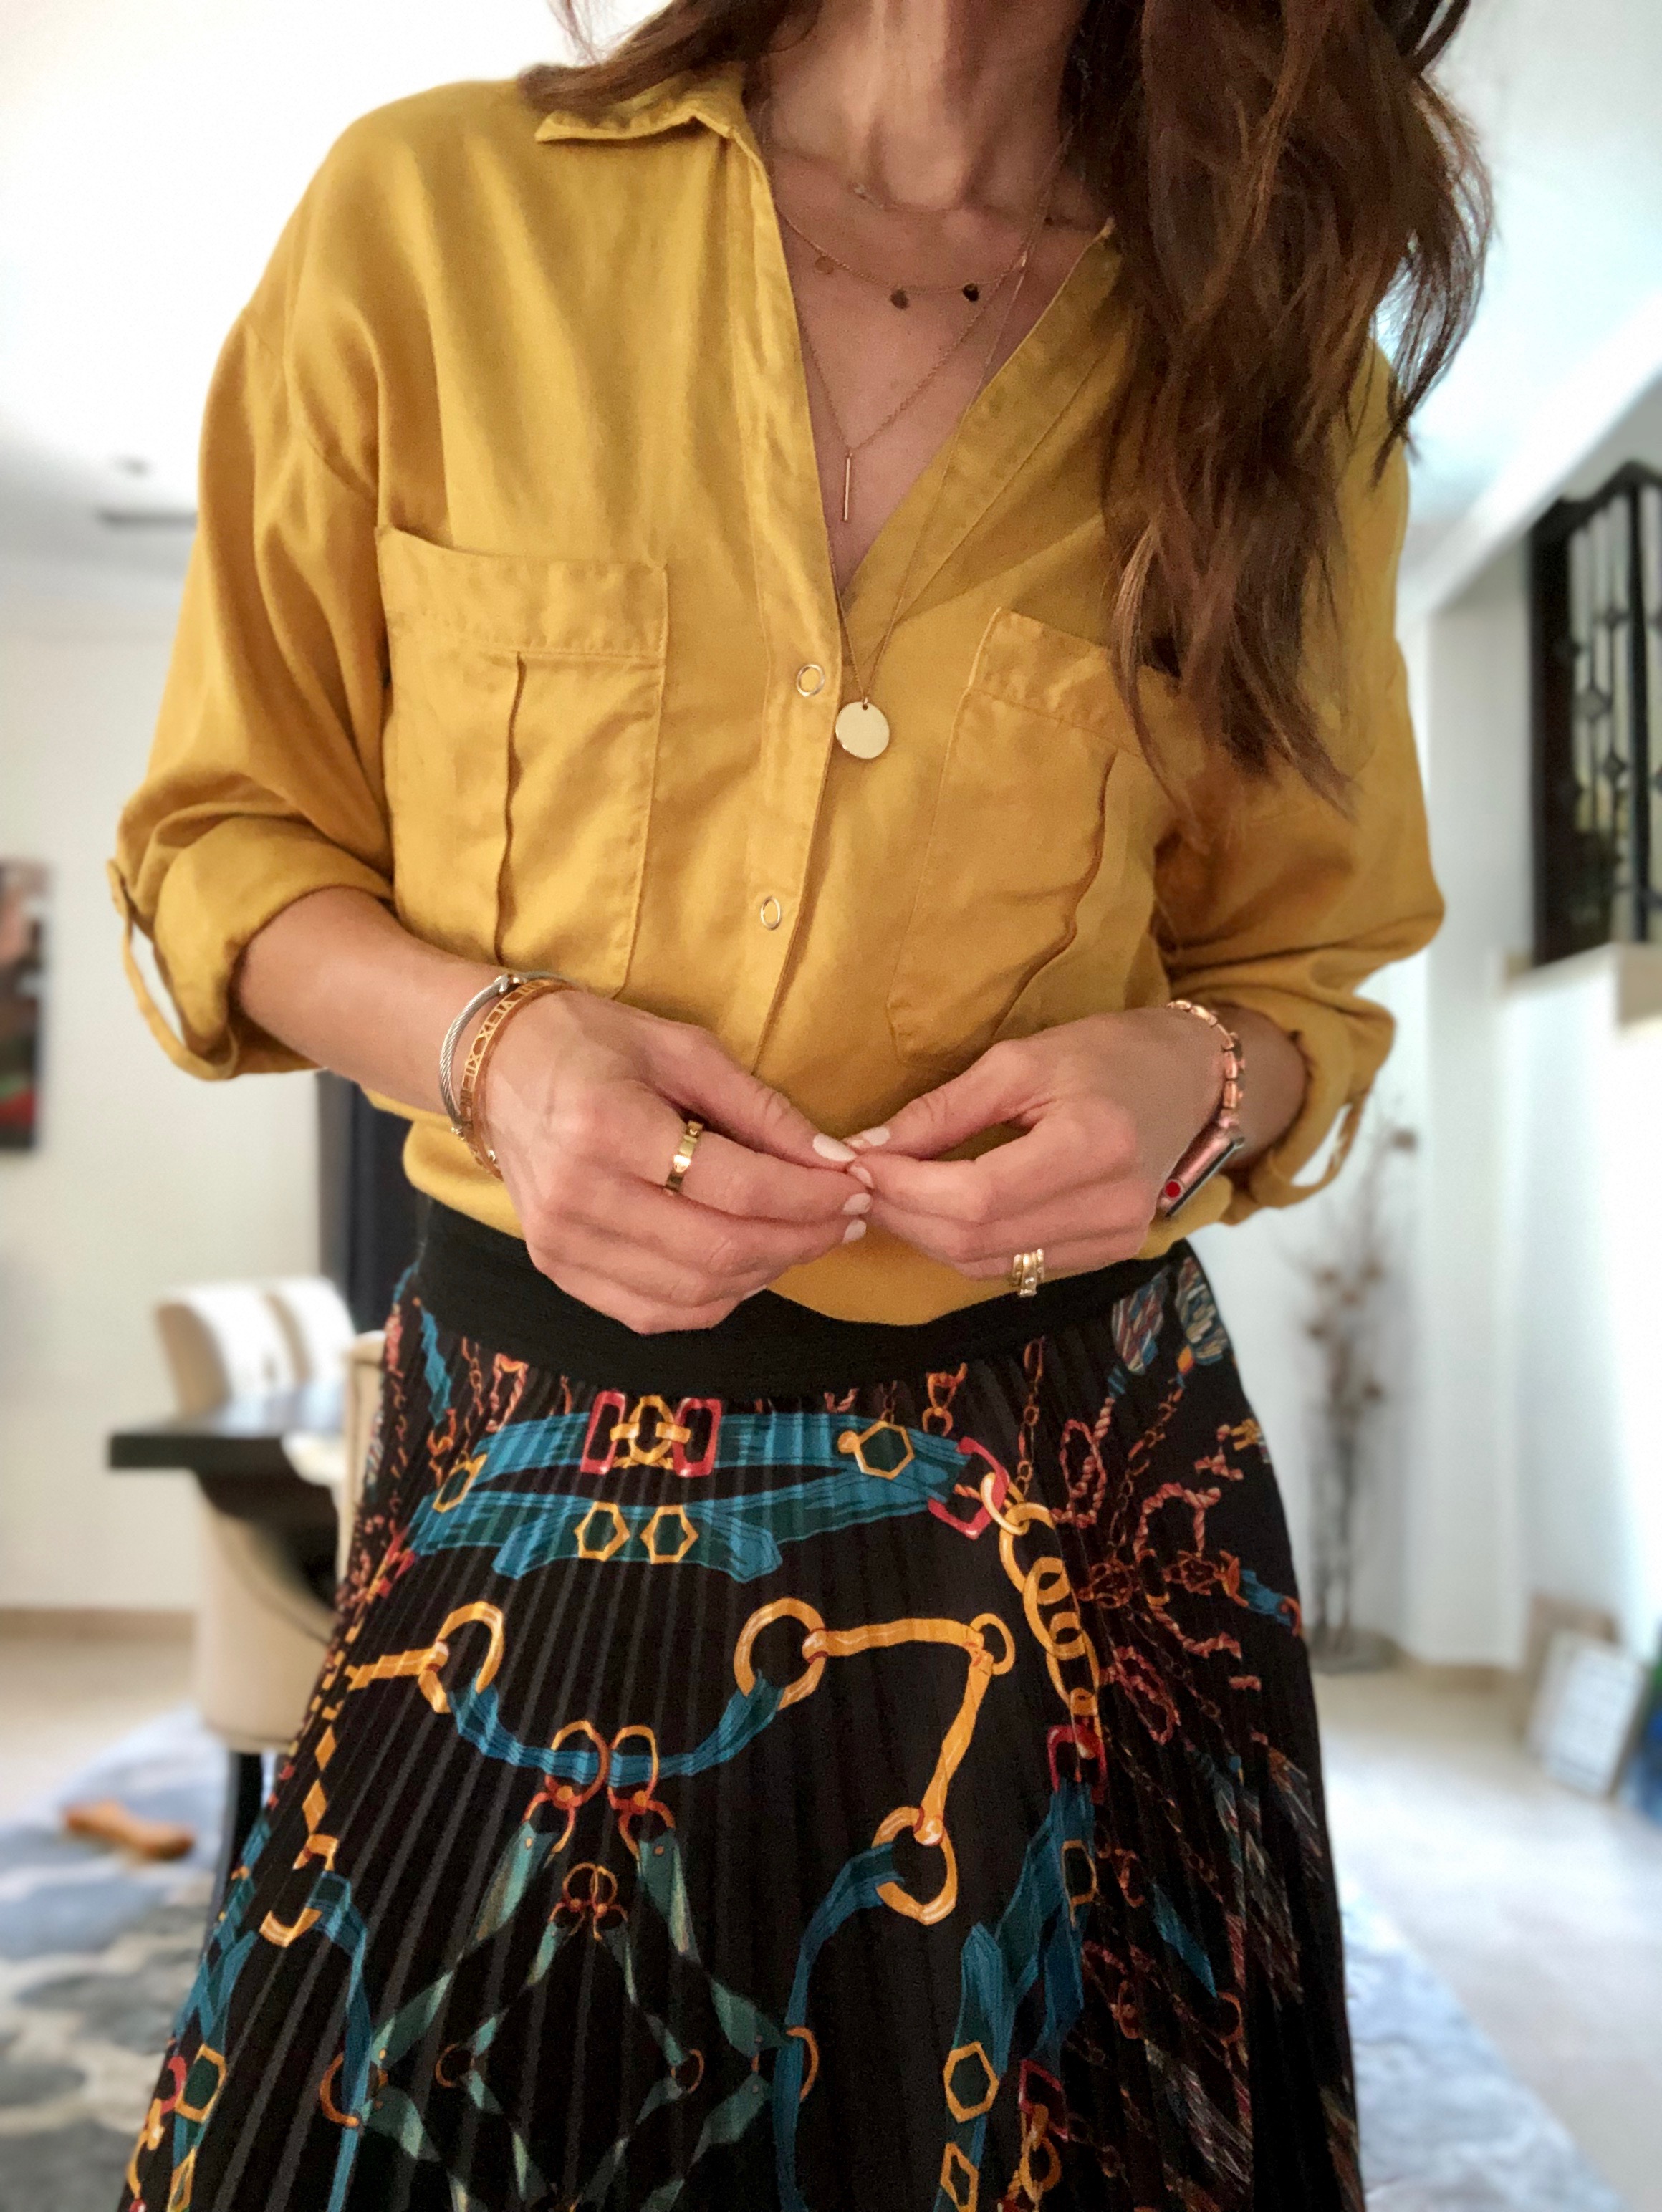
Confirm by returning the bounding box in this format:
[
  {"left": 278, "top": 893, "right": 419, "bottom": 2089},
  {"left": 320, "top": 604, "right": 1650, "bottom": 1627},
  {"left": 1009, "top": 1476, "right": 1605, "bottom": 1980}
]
[{"left": 112, "top": 1, "right": 1482, "bottom": 2205}]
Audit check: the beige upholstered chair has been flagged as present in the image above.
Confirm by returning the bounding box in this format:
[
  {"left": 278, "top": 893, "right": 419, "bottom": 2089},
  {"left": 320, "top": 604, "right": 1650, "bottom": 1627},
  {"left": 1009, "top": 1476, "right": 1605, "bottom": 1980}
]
[
  {"left": 264, "top": 1276, "right": 358, "bottom": 1389},
  {"left": 155, "top": 1283, "right": 299, "bottom": 1411},
  {"left": 154, "top": 1288, "right": 386, "bottom": 1890},
  {"left": 153, "top": 1286, "right": 337, "bottom": 1754}
]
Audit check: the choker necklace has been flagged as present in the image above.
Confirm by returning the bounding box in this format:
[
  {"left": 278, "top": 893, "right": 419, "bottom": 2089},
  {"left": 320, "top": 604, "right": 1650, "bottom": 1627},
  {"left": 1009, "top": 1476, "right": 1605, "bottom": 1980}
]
[{"left": 767, "top": 122, "right": 1054, "bottom": 222}]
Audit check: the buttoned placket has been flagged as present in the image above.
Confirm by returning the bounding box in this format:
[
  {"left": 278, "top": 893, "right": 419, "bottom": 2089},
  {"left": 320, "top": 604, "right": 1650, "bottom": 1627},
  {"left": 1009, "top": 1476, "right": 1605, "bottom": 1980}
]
[{"left": 720, "top": 120, "right": 850, "bottom": 1072}]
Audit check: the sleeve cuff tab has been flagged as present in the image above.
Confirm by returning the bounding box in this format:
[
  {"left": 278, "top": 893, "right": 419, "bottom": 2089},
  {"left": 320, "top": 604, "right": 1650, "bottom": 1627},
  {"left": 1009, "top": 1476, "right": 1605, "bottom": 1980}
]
[{"left": 107, "top": 862, "right": 235, "bottom": 1081}]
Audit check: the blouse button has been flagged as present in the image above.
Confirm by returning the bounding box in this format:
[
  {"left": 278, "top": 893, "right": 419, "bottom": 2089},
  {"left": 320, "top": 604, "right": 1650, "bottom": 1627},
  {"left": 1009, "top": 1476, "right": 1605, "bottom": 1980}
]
[
  {"left": 759, "top": 896, "right": 784, "bottom": 931},
  {"left": 795, "top": 663, "right": 827, "bottom": 698}
]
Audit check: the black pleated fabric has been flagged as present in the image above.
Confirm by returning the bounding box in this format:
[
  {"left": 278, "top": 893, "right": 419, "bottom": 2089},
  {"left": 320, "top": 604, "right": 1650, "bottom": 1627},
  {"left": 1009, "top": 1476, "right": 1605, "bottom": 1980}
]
[{"left": 122, "top": 1249, "right": 1360, "bottom": 2212}]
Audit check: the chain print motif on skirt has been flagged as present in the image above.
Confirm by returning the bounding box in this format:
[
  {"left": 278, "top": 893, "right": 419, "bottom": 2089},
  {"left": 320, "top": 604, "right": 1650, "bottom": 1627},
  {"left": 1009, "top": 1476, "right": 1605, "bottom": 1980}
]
[{"left": 122, "top": 1253, "right": 1360, "bottom": 2212}]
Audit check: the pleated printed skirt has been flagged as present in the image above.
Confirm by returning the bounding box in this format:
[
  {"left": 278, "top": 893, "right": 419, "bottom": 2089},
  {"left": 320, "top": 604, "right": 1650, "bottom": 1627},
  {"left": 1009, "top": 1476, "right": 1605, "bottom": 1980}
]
[{"left": 122, "top": 1240, "right": 1360, "bottom": 2212}]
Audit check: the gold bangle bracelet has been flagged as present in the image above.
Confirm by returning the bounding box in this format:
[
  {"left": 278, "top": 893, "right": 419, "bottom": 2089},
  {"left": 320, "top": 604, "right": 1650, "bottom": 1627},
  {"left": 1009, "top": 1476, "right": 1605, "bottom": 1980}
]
[{"left": 455, "top": 978, "right": 573, "bottom": 1177}]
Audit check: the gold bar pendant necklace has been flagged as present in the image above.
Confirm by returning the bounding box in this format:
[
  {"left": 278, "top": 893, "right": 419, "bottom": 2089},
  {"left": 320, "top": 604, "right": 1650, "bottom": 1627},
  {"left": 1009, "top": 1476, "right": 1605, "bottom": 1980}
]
[{"left": 817, "top": 243, "right": 1042, "bottom": 762}]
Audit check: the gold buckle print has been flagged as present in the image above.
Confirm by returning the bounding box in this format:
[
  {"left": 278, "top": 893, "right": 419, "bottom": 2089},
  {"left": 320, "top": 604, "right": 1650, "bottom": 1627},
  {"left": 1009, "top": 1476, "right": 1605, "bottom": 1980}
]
[
  {"left": 610, "top": 1394, "right": 688, "bottom": 1469},
  {"left": 835, "top": 1418, "right": 915, "bottom": 1480},
  {"left": 173, "top": 2045, "right": 226, "bottom": 2125},
  {"left": 943, "top": 2041, "right": 1000, "bottom": 2122},
  {"left": 938, "top": 2142, "right": 979, "bottom": 2211},
  {"left": 731, "top": 1604, "right": 1015, "bottom": 1927}
]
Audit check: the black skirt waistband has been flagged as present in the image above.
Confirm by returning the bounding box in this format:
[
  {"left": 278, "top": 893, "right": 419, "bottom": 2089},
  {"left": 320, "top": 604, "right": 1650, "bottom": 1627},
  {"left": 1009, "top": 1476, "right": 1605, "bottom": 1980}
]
[{"left": 411, "top": 1201, "right": 1181, "bottom": 1398}]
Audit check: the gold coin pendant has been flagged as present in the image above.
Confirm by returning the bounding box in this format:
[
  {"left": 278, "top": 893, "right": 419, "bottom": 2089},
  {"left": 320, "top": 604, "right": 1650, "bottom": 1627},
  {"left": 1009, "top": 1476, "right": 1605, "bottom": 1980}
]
[{"left": 835, "top": 700, "right": 892, "bottom": 760}]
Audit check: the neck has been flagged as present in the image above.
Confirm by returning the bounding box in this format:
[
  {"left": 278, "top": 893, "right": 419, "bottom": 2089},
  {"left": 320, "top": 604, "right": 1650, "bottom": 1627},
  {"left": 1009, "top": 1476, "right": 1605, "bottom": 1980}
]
[{"left": 760, "top": 0, "right": 1084, "bottom": 218}]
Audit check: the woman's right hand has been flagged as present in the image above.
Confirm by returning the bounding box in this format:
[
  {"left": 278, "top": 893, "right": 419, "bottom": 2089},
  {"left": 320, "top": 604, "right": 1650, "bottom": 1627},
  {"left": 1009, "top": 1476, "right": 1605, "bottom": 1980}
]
[
  {"left": 234, "top": 891, "right": 863, "bottom": 1333},
  {"left": 479, "top": 990, "right": 869, "bottom": 1333}
]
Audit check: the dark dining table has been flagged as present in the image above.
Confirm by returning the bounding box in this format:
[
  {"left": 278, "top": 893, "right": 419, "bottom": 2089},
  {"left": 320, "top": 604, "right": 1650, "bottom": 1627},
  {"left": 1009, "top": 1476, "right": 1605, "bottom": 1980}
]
[{"left": 107, "top": 1380, "right": 343, "bottom": 1536}]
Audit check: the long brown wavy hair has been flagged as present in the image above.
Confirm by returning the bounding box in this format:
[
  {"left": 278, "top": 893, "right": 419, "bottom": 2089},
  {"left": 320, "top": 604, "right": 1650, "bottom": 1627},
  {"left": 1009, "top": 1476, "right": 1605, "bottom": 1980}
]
[{"left": 525, "top": 1, "right": 1487, "bottom": 794}]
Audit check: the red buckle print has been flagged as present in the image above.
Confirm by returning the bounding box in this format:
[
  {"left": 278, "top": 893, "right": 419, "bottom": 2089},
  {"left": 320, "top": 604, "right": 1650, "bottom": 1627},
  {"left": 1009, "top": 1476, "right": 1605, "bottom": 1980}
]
[
  {"left": 671, "top": 1398, "right": 722, "bottom": 1478},
  {"left": 580, "top": 1391, "right": 630, "bottom": 1476},
  {"left": 1047, "top": 1716, "right": 1107, "bottom": 1799},
  {"left": 928, "top": 1437, "right": 1010, "bottom": 1539}
]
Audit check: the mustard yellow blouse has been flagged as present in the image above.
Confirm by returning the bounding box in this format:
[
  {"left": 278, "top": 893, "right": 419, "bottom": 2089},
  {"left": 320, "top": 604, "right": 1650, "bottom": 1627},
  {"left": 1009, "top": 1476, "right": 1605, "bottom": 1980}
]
[{"left": 111, "top": 67, "right": 1441, "bottom": 1326}]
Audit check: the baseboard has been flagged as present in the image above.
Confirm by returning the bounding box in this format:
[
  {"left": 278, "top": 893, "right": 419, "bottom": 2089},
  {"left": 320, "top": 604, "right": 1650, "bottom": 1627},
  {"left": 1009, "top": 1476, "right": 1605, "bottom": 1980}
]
[
  {"left": 1398, "top": 1655, "right": 1522, "bottom": 1695},
  {"left": 1310, "top": 1638, "right": 1523, "bottom": 1695},
  {"left": 0, "top": 1606, "right": 193, "bottom": 1642}
]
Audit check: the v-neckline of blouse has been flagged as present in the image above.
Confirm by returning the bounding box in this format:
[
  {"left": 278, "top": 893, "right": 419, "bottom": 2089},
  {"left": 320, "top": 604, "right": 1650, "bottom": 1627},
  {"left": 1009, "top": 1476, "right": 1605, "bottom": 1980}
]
[{"left": 731, "top": 100, "right": 1121, "bottom": 651}]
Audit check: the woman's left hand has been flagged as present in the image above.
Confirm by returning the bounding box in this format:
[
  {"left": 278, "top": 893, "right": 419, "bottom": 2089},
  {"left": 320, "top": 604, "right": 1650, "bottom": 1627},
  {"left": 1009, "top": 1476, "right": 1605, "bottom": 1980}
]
[{"left": 850, "top": 1006, "right": 1287, "bottom": 1281}]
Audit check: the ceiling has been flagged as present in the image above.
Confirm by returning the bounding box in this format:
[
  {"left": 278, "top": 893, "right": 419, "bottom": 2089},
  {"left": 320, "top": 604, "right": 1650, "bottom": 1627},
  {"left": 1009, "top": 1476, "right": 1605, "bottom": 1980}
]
[
  {"left": 0, "top": 0, "right": 572, "bottom": 561},
  {"left": 1404, "top": 0, "right": 1662, "bottom": 569},
  {"left": 1, "top": 0, "right": 1658, "bottom": 592}
]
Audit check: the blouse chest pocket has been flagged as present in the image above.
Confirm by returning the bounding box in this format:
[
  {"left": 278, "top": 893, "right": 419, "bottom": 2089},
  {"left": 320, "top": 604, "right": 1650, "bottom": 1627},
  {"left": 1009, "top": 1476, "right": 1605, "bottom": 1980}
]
[
  {"left": 887, "top": 609, "right": 1140, "bottom": 1069},
  {"left": 377, "top": 529, "right": 668, "bottom": 990}
]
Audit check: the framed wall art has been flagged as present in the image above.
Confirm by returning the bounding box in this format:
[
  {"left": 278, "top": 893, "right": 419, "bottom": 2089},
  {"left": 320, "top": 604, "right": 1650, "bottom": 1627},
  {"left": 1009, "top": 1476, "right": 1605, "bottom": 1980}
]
[{"left": 0, "top": 860, "right": 47, "bottom": 1150}]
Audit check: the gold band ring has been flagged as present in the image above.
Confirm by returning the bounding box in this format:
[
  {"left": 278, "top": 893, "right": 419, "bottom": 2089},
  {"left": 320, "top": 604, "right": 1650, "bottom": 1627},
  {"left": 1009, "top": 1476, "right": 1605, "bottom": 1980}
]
[
  {"left": 1009, "top": 1249, "right": 1044, "bottom": 1299},
  {"left": 663, "top": 1117, "right": 705, "bottom": 1196}
]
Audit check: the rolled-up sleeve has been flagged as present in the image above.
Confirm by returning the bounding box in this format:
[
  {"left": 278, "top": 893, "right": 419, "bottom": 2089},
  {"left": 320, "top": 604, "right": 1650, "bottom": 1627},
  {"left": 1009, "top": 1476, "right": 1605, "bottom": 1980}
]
[
  {"left": 1154, "top": 401, "right": 1442, "bottom": 1218},
  {"left": 110, "top": 194, "right": 391, "bottom": 1079}
]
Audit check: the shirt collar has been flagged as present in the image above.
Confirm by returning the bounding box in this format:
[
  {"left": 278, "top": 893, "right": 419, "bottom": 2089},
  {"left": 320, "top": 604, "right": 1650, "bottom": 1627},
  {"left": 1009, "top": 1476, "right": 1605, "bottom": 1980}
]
[
  {"left": 532, "top": 62, "right": 753, "bottom": 150},
  {"left": 532, "top": 68, "right": 1115, "bottom": 259}
]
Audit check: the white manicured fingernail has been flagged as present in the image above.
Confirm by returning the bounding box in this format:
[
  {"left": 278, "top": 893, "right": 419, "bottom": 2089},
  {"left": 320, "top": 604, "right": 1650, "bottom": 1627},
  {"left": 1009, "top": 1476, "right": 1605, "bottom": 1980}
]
[
  {"left": 813, "top": 1133, "right": 858, "bottom": 1163},
  {"left": 842, "top": 1218, "right": 868, "bottom": 1243},
  {"left": 848, "top": 1163, "right": 874, "bottom": 1188},
  {"left": 849, "top": 1125, "right": 890, "bottom": 1150},
  {"left": 843, "top": 1191, "right": 872, "bottom": 1216}
]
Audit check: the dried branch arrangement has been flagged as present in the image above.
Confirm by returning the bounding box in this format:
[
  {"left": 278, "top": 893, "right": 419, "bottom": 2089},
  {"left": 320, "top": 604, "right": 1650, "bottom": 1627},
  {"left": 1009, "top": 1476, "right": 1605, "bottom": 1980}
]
[{"left": 1302, "top": 1117, "right": 1418, "bottom": 1670}]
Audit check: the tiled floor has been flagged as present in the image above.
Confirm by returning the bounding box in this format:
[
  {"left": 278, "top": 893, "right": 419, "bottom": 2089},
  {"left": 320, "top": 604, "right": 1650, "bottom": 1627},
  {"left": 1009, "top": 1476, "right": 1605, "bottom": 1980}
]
[
  {"left": 0, "top": 1621, "right": 191, "bottom": 1822},
  {"left": 1317, "top": 1668, "right": 1662, "bottom": 2212}
]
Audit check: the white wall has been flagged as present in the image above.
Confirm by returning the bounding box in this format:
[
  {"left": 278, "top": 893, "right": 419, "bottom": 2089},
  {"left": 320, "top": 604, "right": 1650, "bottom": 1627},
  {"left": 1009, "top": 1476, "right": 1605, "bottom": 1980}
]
[
  {"left": 1406, "top": 385, "right": 1662, "bottom": 1664},
  {"left": 1501, "top": 951, "right": 1662, "bottom": 1655},
  {"left": 0, "top": 566, "right": 318, "bottom": 1612},
  {"left": 1209, "top": 378, "right": 1662, "bottom": 1668},
  {"left": 1398, "top": 552, "right": 1534, "bottom": 1663}
]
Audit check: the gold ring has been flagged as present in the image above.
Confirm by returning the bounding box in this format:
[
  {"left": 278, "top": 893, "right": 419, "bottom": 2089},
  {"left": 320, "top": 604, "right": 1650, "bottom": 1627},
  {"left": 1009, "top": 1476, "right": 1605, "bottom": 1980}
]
[
  {"left": 663, "top": 1117, "right": 705, "bottom": 1195},
  {"left": 1009, "top": 1249, "right": 1044, "bottom": 1299}
]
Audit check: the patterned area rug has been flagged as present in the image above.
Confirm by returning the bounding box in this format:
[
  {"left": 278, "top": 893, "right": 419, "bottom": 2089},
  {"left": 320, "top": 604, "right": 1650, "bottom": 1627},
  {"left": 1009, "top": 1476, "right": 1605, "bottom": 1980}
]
[
  {"left": 0, "top": 1711, "right": 224, "bottom": 2212},
  {"left": 0, "top": 1709, "right": 1628, "bottom": 2212},
  {"left": 1343, "top": 1887, "right": 1625, "bottom": 2212}
]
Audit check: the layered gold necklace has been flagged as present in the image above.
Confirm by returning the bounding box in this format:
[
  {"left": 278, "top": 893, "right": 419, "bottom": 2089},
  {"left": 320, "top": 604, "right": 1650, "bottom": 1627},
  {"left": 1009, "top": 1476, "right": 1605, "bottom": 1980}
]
[{"left": 764, "top": 124, "right": 1072, "bottom": 761}]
